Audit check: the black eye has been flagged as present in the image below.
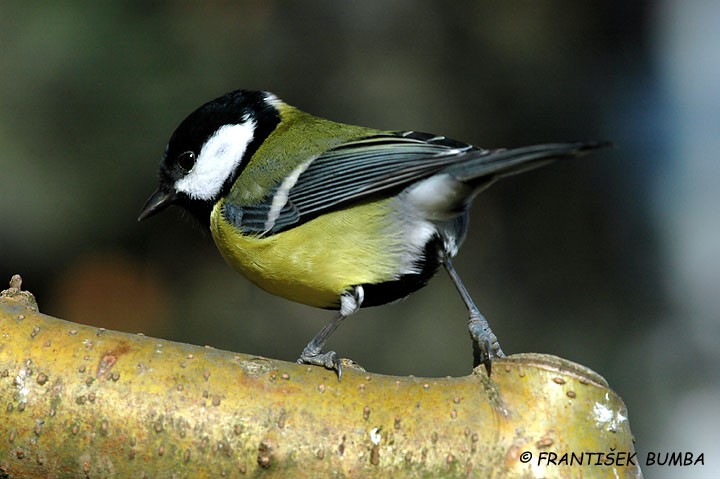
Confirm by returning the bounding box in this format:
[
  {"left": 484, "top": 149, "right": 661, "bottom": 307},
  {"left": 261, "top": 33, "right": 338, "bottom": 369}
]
[{"left": 177, "top": 151, "right": 196, "bottom": 172}]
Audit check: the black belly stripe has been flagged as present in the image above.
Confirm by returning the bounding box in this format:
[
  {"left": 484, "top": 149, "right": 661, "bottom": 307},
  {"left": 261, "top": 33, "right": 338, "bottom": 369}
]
[{"left": 359, "top": 235, "right": 444, "bottom": 307}]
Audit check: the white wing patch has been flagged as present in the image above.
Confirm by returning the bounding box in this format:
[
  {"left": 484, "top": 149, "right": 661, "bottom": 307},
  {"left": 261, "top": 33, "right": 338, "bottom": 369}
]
[
  {"left": 175, "top": 120, "right": 256, "bottom": 200},
  {"left": 263, "top": 156, "right": 315, "bottom": 233}
]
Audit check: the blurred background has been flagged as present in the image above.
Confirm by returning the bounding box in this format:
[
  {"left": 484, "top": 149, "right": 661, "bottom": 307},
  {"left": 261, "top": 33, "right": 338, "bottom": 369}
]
[{"left": 1, "top": 2, "right": 718, "bottom": 476}]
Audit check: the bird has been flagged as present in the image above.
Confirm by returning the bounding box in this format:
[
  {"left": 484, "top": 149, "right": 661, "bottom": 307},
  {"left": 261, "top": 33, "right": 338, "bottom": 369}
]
[{"left": 138, "top": 89, "right": 607, "bottom": 378}]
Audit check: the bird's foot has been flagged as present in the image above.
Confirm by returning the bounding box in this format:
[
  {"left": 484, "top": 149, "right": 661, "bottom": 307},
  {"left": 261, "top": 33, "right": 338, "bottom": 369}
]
[
  {"left": 468, "top": 314, "right": 505, "bottom": 375},
  {"left": 297, "top": 345, "right": 342, "bottom": 379}
]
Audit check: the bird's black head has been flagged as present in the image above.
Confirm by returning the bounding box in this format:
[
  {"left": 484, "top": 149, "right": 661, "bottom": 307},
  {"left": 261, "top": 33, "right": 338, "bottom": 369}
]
[{"left": 138, "top": 89, "right": 282, "bottom": 226}]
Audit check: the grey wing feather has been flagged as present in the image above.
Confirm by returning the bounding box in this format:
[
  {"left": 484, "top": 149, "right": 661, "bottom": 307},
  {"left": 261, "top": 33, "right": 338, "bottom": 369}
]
[
  {"left": 231, "top": 131, "right": 480, "bottom": 235},
  {"left": 230, "top": 132, "right": 605, "bottom": 236},
  {"left": 283, "top": 133, "right": 480, "bottom": 217}
]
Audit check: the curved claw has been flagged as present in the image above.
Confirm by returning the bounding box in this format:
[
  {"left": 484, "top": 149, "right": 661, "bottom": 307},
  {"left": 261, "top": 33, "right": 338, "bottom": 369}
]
[
  {"left": 298, "top": 349, "right": 343, "bottom": 380},
  {"left": 473, "top": 337, "right": 504, "bottom": 375},
  {"left": 468, "top": 317, "right": 505, "bottom": 376}
]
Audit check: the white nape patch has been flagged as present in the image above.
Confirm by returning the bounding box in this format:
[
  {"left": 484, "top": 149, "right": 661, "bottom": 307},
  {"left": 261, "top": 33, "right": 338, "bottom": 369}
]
[
  {"left": 405, "top": 173, "right": 470, "bottom": 219},
  {"left": 263, "top": 157, "right": 315, "bottom": 233},
  {"left": 263, "top": 91, "right": 282, "bottom": 108},
  {"left": 174, "top": 120, "right": 256, "bottom": 200}
]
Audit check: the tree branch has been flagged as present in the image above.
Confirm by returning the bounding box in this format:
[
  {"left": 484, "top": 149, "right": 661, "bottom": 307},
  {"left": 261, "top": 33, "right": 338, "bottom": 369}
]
[{"left": 0, "top": 276, "right": 641, "bottom": 478}]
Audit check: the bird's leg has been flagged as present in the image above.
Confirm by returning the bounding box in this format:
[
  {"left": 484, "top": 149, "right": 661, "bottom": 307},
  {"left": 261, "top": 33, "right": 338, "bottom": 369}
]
[
  {"left": 297, "top": 286, "right": 364, "bottom": 379},
  {"left": 298, "top": 313, "right": 345, "bottom": 375},
  {"left": 443, "top": 258, "right": 505, "bottom": 375}
]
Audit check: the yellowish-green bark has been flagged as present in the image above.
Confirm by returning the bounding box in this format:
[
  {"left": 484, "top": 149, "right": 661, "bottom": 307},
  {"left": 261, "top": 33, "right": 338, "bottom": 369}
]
[{"left": 0, "top": 276, "right": 641, "bottom": 478}]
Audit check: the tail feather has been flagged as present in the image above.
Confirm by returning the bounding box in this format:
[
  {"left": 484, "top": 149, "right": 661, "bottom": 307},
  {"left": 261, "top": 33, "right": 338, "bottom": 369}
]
[{"left": 445, "top": 141, "right": 611, "bottom": 184}]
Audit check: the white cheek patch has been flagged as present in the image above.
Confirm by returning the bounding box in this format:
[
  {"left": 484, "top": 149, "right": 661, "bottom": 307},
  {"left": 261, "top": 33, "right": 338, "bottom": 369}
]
[{"left": 175, "top": 120, "right": 256, "bottom": 200}]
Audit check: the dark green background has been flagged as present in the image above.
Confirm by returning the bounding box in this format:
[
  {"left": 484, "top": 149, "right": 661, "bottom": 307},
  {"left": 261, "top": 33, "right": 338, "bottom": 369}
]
[{"left": 2, "top": 3, "right": 717, "bottom": 476}]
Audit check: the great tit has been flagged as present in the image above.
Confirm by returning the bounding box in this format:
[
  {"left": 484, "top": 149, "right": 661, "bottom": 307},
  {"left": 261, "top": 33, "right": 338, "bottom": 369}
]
[{"left": 139, "top": 89, "right": 606, "bottom": 377}]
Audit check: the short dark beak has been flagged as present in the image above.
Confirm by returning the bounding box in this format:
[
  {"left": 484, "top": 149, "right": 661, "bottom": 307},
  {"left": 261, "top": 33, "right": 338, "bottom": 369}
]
[{"left": 138, "top": 188, "right": 177, "bottom": 221}]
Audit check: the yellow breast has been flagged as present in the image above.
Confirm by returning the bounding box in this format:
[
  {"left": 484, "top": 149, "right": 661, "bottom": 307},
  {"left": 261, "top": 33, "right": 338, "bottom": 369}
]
[{"left": 210, "top": 198, "right": 405, "bottom": 309}]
